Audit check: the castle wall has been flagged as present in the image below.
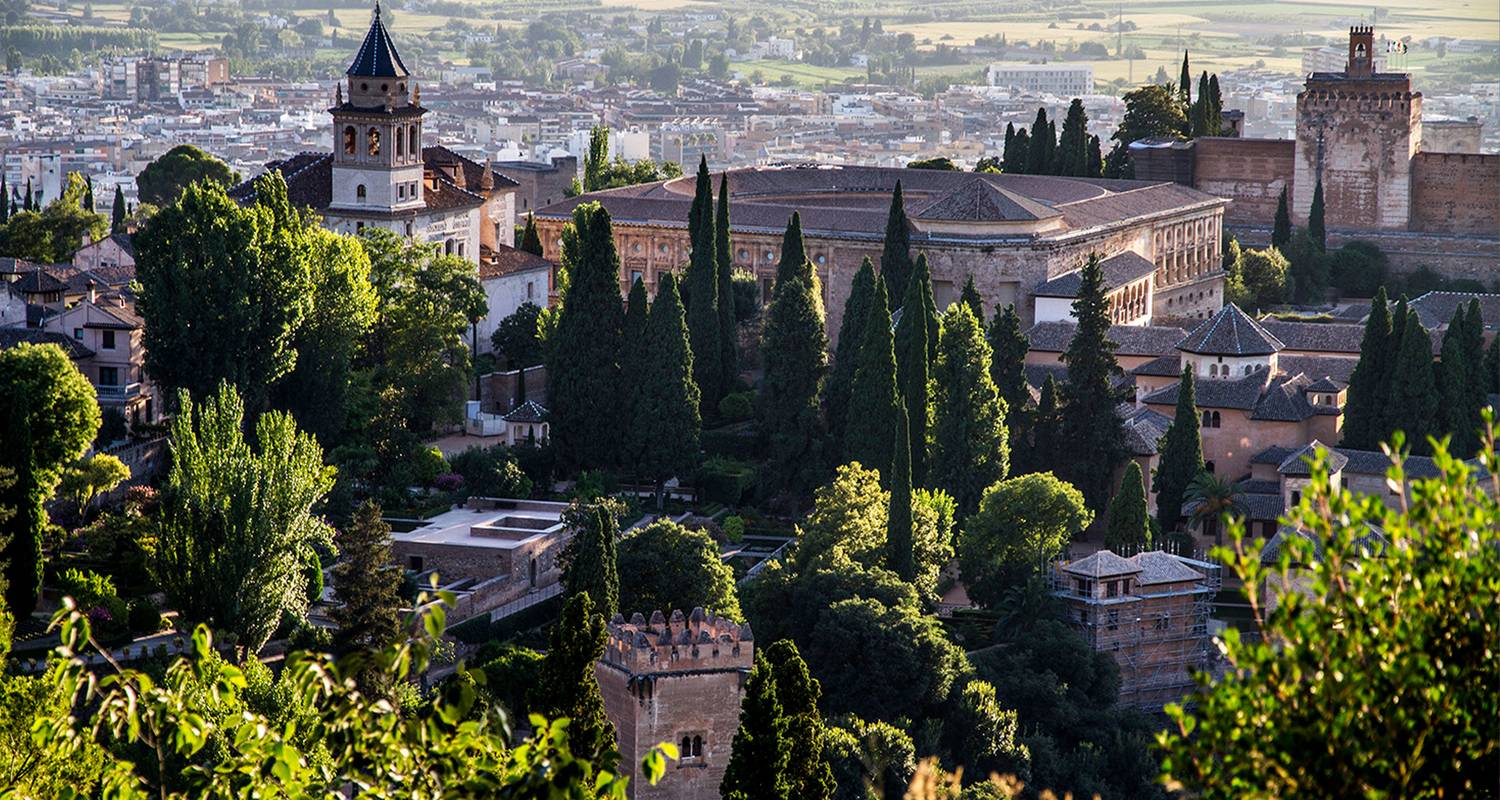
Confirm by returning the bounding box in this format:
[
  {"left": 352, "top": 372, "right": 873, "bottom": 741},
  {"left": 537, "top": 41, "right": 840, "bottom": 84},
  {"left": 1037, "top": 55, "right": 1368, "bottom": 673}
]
[
  {"left": 1409, "top": 152, "right": 1500, "bottom": 236},
  {"left": 1192, "top": 138, "right": 1295, "bottom": 227},
  {"left": 1293, "top": 76, "right": 1421, "bottom": 231}
]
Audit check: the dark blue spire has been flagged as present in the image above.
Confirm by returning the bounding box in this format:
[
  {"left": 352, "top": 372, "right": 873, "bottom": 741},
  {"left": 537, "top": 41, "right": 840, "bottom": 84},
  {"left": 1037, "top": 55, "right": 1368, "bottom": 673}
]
[{"left": 347, "top": 1, "right": 409, "bottom": 78}]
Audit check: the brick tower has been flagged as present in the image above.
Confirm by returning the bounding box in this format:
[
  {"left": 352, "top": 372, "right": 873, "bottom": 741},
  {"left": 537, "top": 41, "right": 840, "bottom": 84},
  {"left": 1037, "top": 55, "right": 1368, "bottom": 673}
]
[
  {"left": 1293, "top": 26, "right": 1421, "bottom": 230},
  {"left": 595, "top": 608, "right": 752, "bottom": 800}
]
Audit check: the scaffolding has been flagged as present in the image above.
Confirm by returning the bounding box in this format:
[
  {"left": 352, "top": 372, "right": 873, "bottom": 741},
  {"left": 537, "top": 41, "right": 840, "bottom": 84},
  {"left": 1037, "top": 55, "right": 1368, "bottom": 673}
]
[{"left": 1050, "top": 552, "right": 1222, "bottom": 711}]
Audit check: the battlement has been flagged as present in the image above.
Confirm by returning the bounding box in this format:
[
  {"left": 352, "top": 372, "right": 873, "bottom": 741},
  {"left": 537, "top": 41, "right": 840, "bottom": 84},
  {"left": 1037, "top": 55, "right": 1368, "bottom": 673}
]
[
  {"left": 1349, "top": 25, "right": 1373, "bottom": 36},
  {"left": 1296, "top": 86, "right": 1418, "bottom": 110},
  {"left": 602, "top": 607, "right": 754, "bottom": 675}
]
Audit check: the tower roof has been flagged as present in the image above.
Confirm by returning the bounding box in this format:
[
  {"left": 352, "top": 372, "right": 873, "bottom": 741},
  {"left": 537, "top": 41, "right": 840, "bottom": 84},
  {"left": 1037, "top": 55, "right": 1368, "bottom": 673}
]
[
  {"left": 347, "top": 2, "right": 409, "bottom": 79},
  {"left": 1176, "top": 303, "right": 1284, "bottom": 357}
]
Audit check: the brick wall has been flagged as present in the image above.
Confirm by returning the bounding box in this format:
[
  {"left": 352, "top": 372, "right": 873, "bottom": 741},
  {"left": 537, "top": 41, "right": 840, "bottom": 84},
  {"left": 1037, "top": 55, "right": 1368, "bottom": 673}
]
[
  {"left": 1410, "top": 152, "right": 1500, "bottom": 236},
  {"left": 1192, "top": 138, "right": 1295, "bottom": 227}
]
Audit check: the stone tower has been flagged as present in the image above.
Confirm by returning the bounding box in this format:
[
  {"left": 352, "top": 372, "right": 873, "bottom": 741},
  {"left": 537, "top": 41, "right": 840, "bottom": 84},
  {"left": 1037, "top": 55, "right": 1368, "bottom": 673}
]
[
  {"left": 330, "top": 2, "right": 426, "bottom": 216},
  {"left": 1293, "top": 26, "right": 1421, "bottom": 230},
  {"left": 595, "top": 608, "right": 752, "bottom": 800}
]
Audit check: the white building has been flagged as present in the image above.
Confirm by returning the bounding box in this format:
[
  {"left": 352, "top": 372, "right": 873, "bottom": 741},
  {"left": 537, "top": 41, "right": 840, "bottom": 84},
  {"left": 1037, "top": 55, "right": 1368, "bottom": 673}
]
[{"left": 985, "top": 63, "right": 1094, "bottom": 96}]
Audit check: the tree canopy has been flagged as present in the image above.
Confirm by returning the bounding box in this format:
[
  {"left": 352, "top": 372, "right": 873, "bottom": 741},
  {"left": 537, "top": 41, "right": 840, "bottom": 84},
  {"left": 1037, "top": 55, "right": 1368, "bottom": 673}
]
[
  {"left": 136, "top": 143, "right": 236, "bottom": 206},
  {"left": 958, "top": 472, "right": 1092, "bottom": 609},
  {"left": 617, "top": 519, "right": 740, "bottom": 621}
]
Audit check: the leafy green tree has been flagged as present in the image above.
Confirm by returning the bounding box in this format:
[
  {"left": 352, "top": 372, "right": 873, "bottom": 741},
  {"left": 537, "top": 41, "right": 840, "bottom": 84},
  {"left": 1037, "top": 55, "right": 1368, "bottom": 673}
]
[
  {"left": 906, "top": 157, "right": 960, "bottom": 171},
  {"left": 1384, "top": 308, "right": 1439, "bottom": 455},
  {"left": 716, "top": 174, "right": 739, "bottom": 392},
  {"left": 1058, "top": 254, "right": 1126, "bottom": 511},
  {"left": 879, "top": 183, "right": 912, "bottom": 299},
  {"left": 617, "top": 519, "right": 740, "bottom": 619},
  {"left": 958, "top": 274, "right": 983, "bottom": 323},
  {"left": 766, "top": 640, "right": 835, "bottom": 800},
  {"left": 0, "top": 666, "right": 109, "bottom": 797},
  {"left": 56, "top": 453, "right": 129, "bottom": 520},
  {"left": 561, "top": 497, "right": 621, "bottom": 619},
  {"left": 827, "top": 716, "right": 916, "bottom": 800},
  {"left": 1104, "top": 461, "right": 1151, "bottom": 554},
  {"left": 1234, "top": 245, "right": 1289, "bottom": 309},
  {"left": 152, "top": 384, "right": 334, "bottom": 657},
  {"left": 1160, "top": 439, "right": 1499, "bottom": 798},
  {"left": 1155, "top": 367, "right": 1204, "bottom": 531},
  {"left": 894, "top": 256, "right": 933, "bottom": 485},
  {"left": 944, "top": 679, "right": 1031, "bottom": 784},
  {"left": 548, "top": 202, "right": 624, "bottom": 471},
  {"left": 582, "top": 125, "right": 609, "bottom": 193},
  {"left": 538, "top": 592, "right": 619, "bottom": 770},
  {"left": 1272, "top": 186, "right": 1291, "bottom": 250},
  {"left": 636, "top": 273, "right": 701, "bottom": 507},
  {"left": 759, "top": 223, "right": 828, "bottom": 500},
  {"left": 958, "top": 472, "right": 1091, "bottom": 608},
  {"left": 721, "top": 651, "right": 790, "bottom": 800},
  {"left": 930, "top": 304, "right": 1008, "bottom": 515},
  {"left": 1285, "top": 230, "right": 1330, "bottom": 304},
  {"left": 518, "top": 212, "right": 543, "bottom": 255},
  {"left": 886, "top": 407, "right": 915, "bottom": 582},
  {"left": 987, "top": 303, "right": 1031, "bottom": 443},
  {"left": 826, "top": 257, "right": 876, "bottom": 450},
  {"left": 685, "top": 157, "right": 723, "bottom": 413},
  {"left": 1308, "top": 177, "right": 1327, "bottom": 252},
  {"left": 330, "top": 500, "right": 402, "bottom": 693},
  {"left": 491, "top": 301, "right": 546, "bottom": 371},
  {"left": 0, "top": 173, "right": 108, "bottom": 263},
  {"left": 1054, "top": 99, "right": 1090, "bottom": 176},
  {"left": 844, "top": 277, "right": 900, "bottom": 483},
  {"left": 0, "top": 343, "right": 99, "bottom": 616},
  {"left": 135, "top": 143, "right": 236, "bottom": 206},
  {"left": 1104, "top": 84, "right": 1186, "bottom": 178}
]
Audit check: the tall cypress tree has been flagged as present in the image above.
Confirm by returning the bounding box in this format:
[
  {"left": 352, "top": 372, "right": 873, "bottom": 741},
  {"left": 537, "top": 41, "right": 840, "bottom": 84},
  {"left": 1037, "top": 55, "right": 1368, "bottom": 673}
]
[
  {"left": 1005, "top": 128, "right": 1030, "bottom": 174},
  {"left": 1308, "top": 178, "right": 1327, "bottom": 252},
  {"left": 1272, "top": 187, "right": 1292, "bottom": 250},
  {"left": 686, "top": 158, "right": 722, "bottom": 414},
  {"left": 83, "top": 174, "right": 94, "bottom": 212},
  {"left": 1105, "top": 460, "right": 1151, "bottom": 555},
  {"left": 886, "top": 406, "right": 915, "bottom": 581},
  {"left": 1463, "top": 300, "right": 1490, "bottom": 421},
  {"left": 894, "top": 258, "right": 932, "bottom": 485},
  {"left": 765, "top": 641, "right": 834, "bottom": 800},
  {"left": 721, "top": 651, "right": 790, "bottom": 800},
  {"left": 1002, "top": 122, "right": 1016, "bottom": 170},
  {"left": 959, "top": 274, "right": 984, "bottom": 323},
  {"left": 547, "top": 202, "right": 623, "bottom": 471},
  {"left": 844, "top": 276, "right": 900, "bottom": 482},
  {"left": 23, "top": 178, "right": 32, "bottom": 211},
  {"left": 914, "top": 252, "right": 940, "bottom": 364},
  {"left": 826, "top": 257, "right": 875, "bottom": 451},
  {"left": 519, "top": 212, "right": 543, "bottom": 256},
  {"left": 1190, "top": 72, "right": 1211, "bottom": 137},
  {"left": 759, "top": 225, "right": 828, "bottom": 500},
  {"left": 1054, "top": 98, "right": 1090, "bottom": 176},
  {"left": 880, "top": 182, "right": 913, "bottom": 298},
  {"left": 775, "top": 211, "right": 809, "bottom": 291},
  {"left": 1207, "top": 73, "right": 1224, "bottom": 134},
  {"left": 638, "top": 273, "right": 701, "bottom": 508},
  {"left": 1059, "top": 254, "right": 1127, "bottom": 511},
  {"left": 1026, "top": 107, "right": 1052, "bottom": 175},
  {"left": 716, "top": 174, "right": 739, "bottom": 391},
  {"left": 1485, "top": 329, "right": 1500, "bottom": 395},
  {"left": 561, "top": 501, "right": 620, "bottom": 620},
  {"left": 1086, "top": 134, "right": 1103, "bottom": 177},
  {"left": 930, "top": 304, "right": 1008, "bottom": 515},
  {"left": 1436, "top": 301, "right": 1487, "bottom": 457},
  {"left": 539, "top": 593, "right": 618, "bottom": 770},
  {"left": 1026, "top": 373, "right": 1063, "bottom": 477},
  {"left": 1385, "top": 309, "right": 1439, "bottom": 455},
  {"left": 1178, "top": 51, "right": 1192, "bottom": 110},
  {"left": 0, "top": 175, "right": 7, "bottom": 224},
  {"left": 620, "top": 278, "right": 651, "bottom": 471},
  {"left": 1155, "top": 368, "right": 1203, "bottom": 531},
  {"left": 987, "top": 303, "right": 1031, "bottom": 442}
]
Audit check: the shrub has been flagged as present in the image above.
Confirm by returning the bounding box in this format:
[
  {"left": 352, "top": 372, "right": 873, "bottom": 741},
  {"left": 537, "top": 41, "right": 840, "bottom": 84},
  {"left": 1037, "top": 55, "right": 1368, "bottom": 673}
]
[
  {"left": 286, "top": 618, "right": 333, "bottom": 653},
  {"left": 722, "top": 515, "right": 746, "bottom": 544},
  {"left": 717, "top": 391, "right": 755, "bottom": 422},
  {"left": 1329, "top": 240, "right": 1387, "bottom": 297},
  {"left": 697, "top": 457, "right": 756, "bottom": 506},
  {"left": 448, "top": 447, "right": 533, "bottom": 499},
  {"left": 127, "top": 598, "right": 162, "bottom": 635},
  {"left": 412, "top": 447, "right": 448, "bottom": 486},
  {"left": 433, "top": 472, "right": 466, "bottom": 493},
  {"left": 56, "top": 568, "right": 128, "bottom": 640}
]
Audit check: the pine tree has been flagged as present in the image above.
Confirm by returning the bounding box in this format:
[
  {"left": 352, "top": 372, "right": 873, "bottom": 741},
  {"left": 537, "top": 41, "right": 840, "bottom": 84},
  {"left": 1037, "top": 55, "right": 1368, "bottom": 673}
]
[
  {"left": 1026, "top": 107, "right": 1053, "bottom": 175},
  {"left": 886, "top": 406, "right": 915, "bottom": 581},
  {"left": 720, "top": 651, "right": 790, "bottom": 800},
  {"left": 930, "top": 304, "right": 1008, "bottom": 515},
  {"left": 561, "top": 502, "right": 620, "bottom": 619},
  {"left": 1341, "top": 290, "right": 1392, "bottom": 449},
  {"left": 547, "top": 202, "right": 623, "bottom": 471},
  {"left": 894, "top": 256, "right": 934, "bottom": 485},
  {"left": 331, "top": 500, "right": 403, "bottom": 692},
  {"left": 764, "top": 641, "right": 834, "bottom": 800},
  {"left": 620, "top": 278, "right": 651, "bottom": 471},
  {"left": 880, "top": 182, "right": 913, "bottom": 299},
  {"left": 1309, "top": 178, "right": 1327, "bottom": 252},
  {"left": 1054, "top": 98, "right": 1090, "bottom": 176},
  {"left": 1105, "top": 460, "right": 1151, "bottom": 555},
  {"left": 987, "top": 303, "right": 1031, "bottom": 442},
  {"left": 686, "top": 157, "right": 723, "bottom": 414},
  {"left": 1059, "top": 254, "right": 1127, "bottom": 511},
  {"left": 1005, "top": 128, "right": 1030, "bottom": 174},
  {"left": 1384, "top": 308, "right": 1439, "bottom": 455},
  {"left": 775, "top": 211, "right": 809, "bottom": 291},
  {"left": 959, "top": 274, "right": 984, "bottom": 323},
  {"left": 759, "top": 228, "right": 828, "bottom": 500},
  {"left": 1155, "top": 366, "right": 1203, "bottom": 532},
  {"left": 1086, "top": 134, "right": 1103, "bottom": 177},
  {"left": 519, "top": 212, "right": 543, "bottom": 255},
  {"left": 826, "top": 257, "right": 875, "bottom": 451},
  {"left": 637, "top": 273, "right": 701, "bottom": 508},
  {"left": 1272, "top": 187, "right": 1292, "bottom": 250},
  {"left": 539, "top": 593, "right": 618, "bottom": 769},
  {"left": 716, "top": 174, "right": 739, "bottom": 392},
  {"left": 111, "top": 185, "right": 126, "bottom": 234},
  {"left": 844, "top": 276, "right": 901, "bottom": 483}
]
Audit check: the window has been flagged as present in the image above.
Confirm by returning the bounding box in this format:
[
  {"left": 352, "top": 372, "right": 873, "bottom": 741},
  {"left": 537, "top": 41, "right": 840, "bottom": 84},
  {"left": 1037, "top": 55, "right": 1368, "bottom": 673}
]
[
  {"left": 408, "top": 555, "right": 424, "bottom": 571},
  {"left": 1201, "top": 410, "right": 1212, "bottom": 427},
  {"left": 404, "top": 221, "right": 414, "bottom": 236},
  {"left": 1106, "top": 580, "right": 1119, "bottom": 598},
  {"left": 1211, "top": 411, "right": 1221, "bottom": 428},
  {"left": 73, "top": 327, "right": 83, "bottom": 340},
  {"left": 356, "top": 222, "right": 365, "bottom": 232},
  {"left": 367, "top": 126, "right": 380, "bottom": 156},
  {"left": 343, "top": 125, "right": 356, "bottom": 154},
  {"left": 630, "top": 270, "right": 643, "bottom": 286},
  {"left": 99, "top": 366, "right": 119, "bottom": 386},
  {"left": 1106, "top": 610, "right": 1120, "bottom": 631},
  {"left": 356, "top": 184, "right": 367, "bottom": 202},
  {"left": 398, "top": 185, "right": 405, "bottom": 199},
  {"left": 1291, "top": 489, "right": 1301, "bottom": 505},
  {"left": 526, "top": 282, "right": 535, "bottom": 299},
  {"left": 409, "top": 126, "right": 419, "bottom": 155},
  {"left": 396, "top": 126, "right": 405, "bottom": 157},
  {"left": 1074, "top": 577, "right": 1088, "bottom": 595},
  {"left": 1154, "top": 614, "right": 1170, "bottom": 631},
  {"left": 1205, "top": 460, "right": 1215, "bottom": 473},
  {"left": 101, "top": 330, "right": 116, "bottom": 350}
]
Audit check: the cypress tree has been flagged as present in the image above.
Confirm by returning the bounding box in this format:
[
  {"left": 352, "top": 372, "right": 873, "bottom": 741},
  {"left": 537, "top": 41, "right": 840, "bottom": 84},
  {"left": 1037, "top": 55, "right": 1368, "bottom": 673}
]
[
  {"left": 826, "top": 257, "right": 875, "bottom": 451},
  {"left": 844, "top": 276, "right": 900, "bottom": 482},
  {"left": 23, "top": 178, "right": 32, "bottom": 211},
  {"left": 561, "top": 502, "right": 620, "bottom": 620},
  {"left": 637, "top": 273, "right": 702, "bottom": 508},
  {"left": 539, "top": 593, "right": 618, "bottom": 769},
  {"left": 1207, "top": 73, "right": 1224, "bottom": 134},
  {"left": 1308, "top": 178, "right": 1327, "bottom": 252},
  {"left": 765, "top": 641, "right": 834, "bottom": 800},
  {"left": 775, "top": 211, "right": 809, "bottom": 291},
  {"left": 1105, "top": 460, "right": 1151, "bottom": 555},
  {"left": 959, "top": 274, "right": 984, "bottom": 323},
  {"left": 759, "top": 227, "right": 828, "bottom": 500},
  {"left": 1179, "top": 51, "right": 1192, "bottom": 109},
  {"left": 1005, "top": 128, "right": 1030, "bottom": 174},
  {"left": 894, "top": 257, "right": 933, "bottom": 485},
  {"left": 914, "top": 253, "right": 940, "bottom": 364},
  {"left": 720, "top": 651, "right": 790, "bottom": 800},
  {"left": 1026, "top": 107, "right": 1052, "bottom": 175},
  {"left": 1385, "top": 309, "right": 1439, "bottom": 455},
  {"left": 0, "top": 175, "right": 7, "bottom": 224},
  {"left": 1086, "top": 134, "right": 1103, "bottom": 177},
  {"left": 1485, "top": 329, "right": 1500, "bottom": 395},
  {"left": 1002, "top": 122, "right": 1016, "bottom": 170},
  {"left": 880, "top": 182, "right": 913, "bottom": 299},
  {"left": 83, "top": 174, "right": 94, "bottom": 212},
  {"left": 1272, "top": 187, "right": 1292, "bottom": 250},
  {"left": 620, "top": 278, "right": 651, "bottom": 471},
  {"left": 716, "top": 174, "right": 739, "bottom": 391},
  {"left": 331, "top": 500, "right": 404, "bottom": 693},
  {"left": 686, "top": 158, "right": 722, "bottom": 414},
  {"left": 1375, "top": 296, "right": 1410, "bottom": 439},
  {"left": 111, "top": 185, "right": 127, "bottom": 234},
  {"left": 1154, "top": 367, "right": 1203, "bottom": 532},
  {"left": 1191, "top": 72, "right": 1211, "bottom": 137},
  {"left": 1059, "top": 254, "right": 1127, "bottom": 511},
  {"left": 886, "top": 406, "right": 915, "bottom": 581},
  {"left": 1437, "top": 306, "right": 1475, "bottom": 456},
  {"left": 1026, "top": 373, "right": 1063, "bottom": 477},
  {"left": 930, "top": 303, "right": 1008, "bottom": 515},
  {"left": 987, "top": 303, "right": 1031, "bottom": 440},
  {"left": 519, "top": 212, "right": 543, "bottom": 255},
  {"left": 1464, "top": 300, "right": 1491, "bottom": 413},
  {"left": 1055, "top": 98, "right": 1090, "bottom": 176},
  {"left": 547, "top": 202, "right": 623, "bottom": 471}
]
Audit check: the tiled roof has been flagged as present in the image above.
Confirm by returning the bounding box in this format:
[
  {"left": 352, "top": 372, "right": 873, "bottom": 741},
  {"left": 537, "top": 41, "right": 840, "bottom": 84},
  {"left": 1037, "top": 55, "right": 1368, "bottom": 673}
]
[
  {"left": 1033, "top": 251, "right": 1158, "bottom": 298},
  {"left": 1410, "top": 291, "right": 1500, "bottom": 331},
  {"left": 1063, "top": 550, "right": 1140, "bottom": 578},
  {"left": 1242, "top": 491, "right": 1286, "bottom": 522},
  {"left": 910, "top": 177, "right": 1058, "bottom": 223},
  {"left": 347, "top": 4, "right": 410, "bottom": 78},
  {"left": 502, "top": 400, "right": 548, "bottom": 423},
  {"left": 1241, "top": 479, "right": 1280, "bottom": 495},
  {"left": 1144, "top": 370, "right": 1268, "bottom": 411},
  {"left": 1133, "top": 551, "right": 1204, "bottom": 585},
  {"left": 425, "top": 145, "right": 520, "bottom": 190},
  {"left": 12, "top": 268, "right": 66, "bottom": 294},
  {"left": 1260, "top": 524, "right": 1386, "bottom": 566},
  {"left": 1251, "top": 445, "right": 1297, "bottom": 466},
  {"left": 1022, "top": 362, "right": 1069, "bottom": 391},
  {"left": 1131, "top": 354, "right": 1185, "bottom": 377},
  {"left": 0, "top": 328, "right": 93, "bottom": 359},
  {"left": 480, "top": 244, "right": 552, "bottom": 280},
  {"left": 1177, "top": 303, "right": 1284, "bottom": 356},
  {"left": 229, "top": 147, "right": 501, "bottom": 216},
  {"left": 1278, "top": 355, "right": 1355, "bottom": 385},
  {"left": 1026, "top": 321, "right": 1187, "bottom": 356},
  {"left": 1252, "top": 373, "right": 1323, "bottom": 422},
  {"left": 1122, "top": 407, "right": 1171, "bottom": 456},
  {"left": 1258, "top": 319, "right": 1365, "bottom": 354},
  {"left": 1277, "top": 441, "right": 1349, "bottom": 476}
]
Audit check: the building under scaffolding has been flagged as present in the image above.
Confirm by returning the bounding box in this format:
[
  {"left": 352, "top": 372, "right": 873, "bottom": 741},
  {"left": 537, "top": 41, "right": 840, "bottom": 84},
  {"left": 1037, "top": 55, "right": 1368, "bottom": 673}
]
[{"left": 1051, "top": 550, "right": 1221, "bottom": 711}]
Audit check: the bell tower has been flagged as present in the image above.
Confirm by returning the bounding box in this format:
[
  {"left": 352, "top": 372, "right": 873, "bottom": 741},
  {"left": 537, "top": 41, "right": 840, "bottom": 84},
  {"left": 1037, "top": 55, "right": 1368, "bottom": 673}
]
[{"left": 330, "top": 1, "right": 426, "bottom": 217}]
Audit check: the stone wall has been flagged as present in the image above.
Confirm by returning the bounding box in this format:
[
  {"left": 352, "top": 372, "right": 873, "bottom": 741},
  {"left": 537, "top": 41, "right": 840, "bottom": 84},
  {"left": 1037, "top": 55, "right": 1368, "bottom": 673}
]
[
  {"left": 1234, "top": 226, "right": 1500, "bottom": 284},
  {"left": 480, "top": 366, "right": 548, "bottom": 414},
  {"left": 1409, "top": 152, "right": 1500, "bottom": 236},
  {"left": 1293, "top": 77, "right": 1421, "bottom": 231},
  {"left": 1192, "top": 138, "right": 1295, "bottom": 226}
]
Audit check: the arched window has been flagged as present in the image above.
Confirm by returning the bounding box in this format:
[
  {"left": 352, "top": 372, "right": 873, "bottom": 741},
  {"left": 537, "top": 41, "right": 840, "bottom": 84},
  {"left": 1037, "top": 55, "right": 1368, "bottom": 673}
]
[
  {"left": 692, "top": 736, "right": 702, "bottom": 757},
  {"left": 1201, "top": 410, "right": 1212, "bottom": 427},
  {"left": 396, "top": 126, "right": 404, "bottom": 157},
  {"left": 681, "top": 736, "right": 691, "bottom": 755},
  {"left": 409, "top": 126, "right": 418, "bottom": 156},
  {"left": 342, "top": 126, "right": 356, "bottom": 154},
  {"left": 356, "top": 184, "right": 366, "bottom": 202},
  {"left": 367, "top": 126, "right": 380, "bottom": 156},
  {"left": 1211, "top": 411, "right": 1221, "bottom": 428}
]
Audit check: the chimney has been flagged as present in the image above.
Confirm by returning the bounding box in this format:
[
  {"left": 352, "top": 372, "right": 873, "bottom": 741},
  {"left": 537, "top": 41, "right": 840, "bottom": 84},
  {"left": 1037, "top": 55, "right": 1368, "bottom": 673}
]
[
  {"left": 87, "top": 279, "right": 96, "bottom": 304},
  {"left": 1347, "top": 26, "right": 1375, "bottom": 77}
]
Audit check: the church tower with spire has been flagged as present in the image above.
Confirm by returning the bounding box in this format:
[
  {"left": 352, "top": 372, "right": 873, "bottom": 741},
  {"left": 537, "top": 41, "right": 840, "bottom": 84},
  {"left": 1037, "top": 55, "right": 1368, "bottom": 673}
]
[{"left": 330, "top": 1, "right": 426, "bottom": 218}]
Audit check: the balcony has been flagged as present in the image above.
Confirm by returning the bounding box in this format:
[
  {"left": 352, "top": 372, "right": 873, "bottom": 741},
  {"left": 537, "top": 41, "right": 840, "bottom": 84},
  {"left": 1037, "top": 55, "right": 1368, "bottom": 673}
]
[{"left": 94, "top": 382, "right": 142, "bottom": 404}]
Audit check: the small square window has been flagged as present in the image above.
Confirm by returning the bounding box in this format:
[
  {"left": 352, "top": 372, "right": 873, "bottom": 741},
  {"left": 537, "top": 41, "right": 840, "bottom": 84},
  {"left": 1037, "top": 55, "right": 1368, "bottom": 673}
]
[
  {"left": 73, "top": 327, "right": 83, "bottom": 340},
  {"left": 101, "top": 330, "right": 116, "bottom": 349}
]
